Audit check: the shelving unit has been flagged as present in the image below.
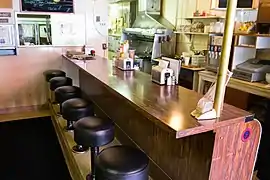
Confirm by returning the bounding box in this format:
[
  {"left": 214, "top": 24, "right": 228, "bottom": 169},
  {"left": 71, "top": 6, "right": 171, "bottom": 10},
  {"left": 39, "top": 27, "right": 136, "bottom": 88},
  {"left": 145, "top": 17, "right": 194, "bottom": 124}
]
[
  {"left": 184, "top": 16, "right": 225, "bottom": 20},
  {"left": 206, "top": 32, "right": 270, "bottom": 72},
  {"left": 174, "top": 32, "right": 209, "bottom": 35},
  {"left": 175, "top": 16, "right": 223, "bottom": 52}
]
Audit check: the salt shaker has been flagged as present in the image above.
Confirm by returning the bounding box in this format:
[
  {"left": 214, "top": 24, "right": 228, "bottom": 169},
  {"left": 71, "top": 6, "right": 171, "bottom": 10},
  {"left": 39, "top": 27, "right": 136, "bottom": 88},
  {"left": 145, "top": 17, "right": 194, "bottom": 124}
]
[
  {"left": 172, "top": 76, "right": 176, "bottom": 85},
  {"left": 167, "top": 76, "right": 172, "bottom": 86}
]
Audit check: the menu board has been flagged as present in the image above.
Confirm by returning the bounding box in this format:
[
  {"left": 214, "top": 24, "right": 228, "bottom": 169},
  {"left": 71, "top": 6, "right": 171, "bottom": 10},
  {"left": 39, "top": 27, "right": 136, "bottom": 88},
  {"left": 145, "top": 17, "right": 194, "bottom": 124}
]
[{"left": 21, "top": 0, "right": 74, "bottom": 13}]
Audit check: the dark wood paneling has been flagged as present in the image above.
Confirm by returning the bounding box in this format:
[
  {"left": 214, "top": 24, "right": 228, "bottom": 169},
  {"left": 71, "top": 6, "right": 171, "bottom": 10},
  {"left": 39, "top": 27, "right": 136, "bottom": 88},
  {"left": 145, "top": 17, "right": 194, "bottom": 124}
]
[
  {"left": 224, "top": 87, "right": 249, "bottom": 110},
  {"left": 80, "top": 70, "right": 215, "bottom": 180}
]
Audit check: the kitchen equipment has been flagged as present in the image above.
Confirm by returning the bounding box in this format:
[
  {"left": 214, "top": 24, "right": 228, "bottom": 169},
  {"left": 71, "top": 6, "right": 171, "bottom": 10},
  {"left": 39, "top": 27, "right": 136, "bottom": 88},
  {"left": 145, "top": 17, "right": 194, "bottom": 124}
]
[
  {"left": 233, "top": 59, "right": 270, "bottom": 82},
  {"left": 151, "top": 65, "right": 173, "bottom": 85},
  {"left": 121, "top": 0, "right": 175, "bottom": 67},
  {"left": 206, "top": 34, "right": 234, "bottom": 72},
  {"left": 116, "top": 58, "right": 134, "bottom": 71}
]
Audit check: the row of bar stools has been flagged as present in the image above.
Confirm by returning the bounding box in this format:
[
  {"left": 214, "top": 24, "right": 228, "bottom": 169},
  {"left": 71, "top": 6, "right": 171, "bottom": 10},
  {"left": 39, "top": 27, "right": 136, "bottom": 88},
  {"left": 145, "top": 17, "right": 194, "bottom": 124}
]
[
  {"left": 44, "top": 69, "right": 93, "bottom": 154},
  {"left": 74, "top": 116, "right": 149, "bottom": 180},
  {"left": 44, "top": 69, "right": 149, "bottom": 180},
  {"left": 43, "top": 70, "right": 66, "bottom": 101}
]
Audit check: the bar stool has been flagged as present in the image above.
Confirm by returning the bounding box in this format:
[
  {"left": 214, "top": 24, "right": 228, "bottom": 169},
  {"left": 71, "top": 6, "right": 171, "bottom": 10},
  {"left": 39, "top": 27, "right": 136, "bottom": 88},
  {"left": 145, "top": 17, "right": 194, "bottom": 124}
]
[
  {"left": 43, "top": 69, "right": 66, "bottom": 82},
  {"left": 55, "top": 86, "right": 81, "bottom": 114},
  {"left": 43, "top": 70, "right": 66, "bottom": 101},
  {"left": 96, "top": 145, "right": 149, "bottom": 180},
  {"left": 62, "top": 98, "right": 94, "bottom": 153},
  {"left": 73, "top": 116, "right": 114, "bottom": 180},
  {"left": 49, "top": 77, "right": 72, "bottom": 103}
]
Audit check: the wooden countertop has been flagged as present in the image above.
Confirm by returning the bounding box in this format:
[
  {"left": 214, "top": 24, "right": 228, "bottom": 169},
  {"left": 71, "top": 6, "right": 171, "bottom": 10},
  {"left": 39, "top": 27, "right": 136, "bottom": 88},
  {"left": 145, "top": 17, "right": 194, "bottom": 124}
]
[
  {"left": 63, "top": 55, "right": 251, "bottom": 138},
  {"left": 181, "top": 65, "right": 205, "bottom": 71},
  {"left": 199, "top": 70, "right": 270, "bottom": 99},
  {"left": 153, "top": 58, "right": 205, "bottom": 71}
]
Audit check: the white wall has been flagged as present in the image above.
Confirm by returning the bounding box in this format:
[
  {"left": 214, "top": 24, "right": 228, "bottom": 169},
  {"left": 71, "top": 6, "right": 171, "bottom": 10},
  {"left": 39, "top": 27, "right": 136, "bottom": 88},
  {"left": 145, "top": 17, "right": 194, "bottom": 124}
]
[{"left": 12, "top": 0, "right": 108, "bottom": 56}]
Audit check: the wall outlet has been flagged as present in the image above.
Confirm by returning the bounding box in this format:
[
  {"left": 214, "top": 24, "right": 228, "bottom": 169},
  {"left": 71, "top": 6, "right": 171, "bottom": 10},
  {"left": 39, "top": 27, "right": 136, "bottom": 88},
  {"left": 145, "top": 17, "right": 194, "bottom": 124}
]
[
  {"left": 102, "top": 43, "right": 107, "bottom": 50},
  {"left": 96, "top": 16, "right": 101, "bottom": 22}
]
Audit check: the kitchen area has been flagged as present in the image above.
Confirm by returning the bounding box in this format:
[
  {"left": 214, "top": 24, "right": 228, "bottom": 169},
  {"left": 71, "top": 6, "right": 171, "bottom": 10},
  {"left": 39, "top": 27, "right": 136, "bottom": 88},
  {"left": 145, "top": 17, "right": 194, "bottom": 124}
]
[
  {"left": 108, "top": 0, "right": 177, "bottom": 75},
  {"left": 108, "top": 0, "right": 270, "bottom": 95}
]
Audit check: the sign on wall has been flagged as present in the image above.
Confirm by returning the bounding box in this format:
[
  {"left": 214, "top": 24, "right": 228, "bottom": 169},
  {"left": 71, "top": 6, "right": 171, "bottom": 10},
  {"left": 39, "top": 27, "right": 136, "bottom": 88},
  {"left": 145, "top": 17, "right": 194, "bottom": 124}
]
[{"left": 51, "top": 14, "right": 85, "bottom": 46}]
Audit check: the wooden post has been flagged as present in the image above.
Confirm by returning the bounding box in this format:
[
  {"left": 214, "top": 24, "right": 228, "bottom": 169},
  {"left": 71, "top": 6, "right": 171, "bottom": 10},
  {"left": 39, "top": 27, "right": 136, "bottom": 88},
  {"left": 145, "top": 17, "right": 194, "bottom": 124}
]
[{"left": 214, "top": 0, "right": 238, "bottom": 118}]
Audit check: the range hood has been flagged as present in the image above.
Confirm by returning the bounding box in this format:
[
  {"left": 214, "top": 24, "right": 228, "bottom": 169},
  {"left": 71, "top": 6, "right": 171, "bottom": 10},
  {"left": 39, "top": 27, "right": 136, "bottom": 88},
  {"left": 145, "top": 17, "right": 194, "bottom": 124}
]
[{"left": 132, "top": 0, "right": 175, "bottom": 30}]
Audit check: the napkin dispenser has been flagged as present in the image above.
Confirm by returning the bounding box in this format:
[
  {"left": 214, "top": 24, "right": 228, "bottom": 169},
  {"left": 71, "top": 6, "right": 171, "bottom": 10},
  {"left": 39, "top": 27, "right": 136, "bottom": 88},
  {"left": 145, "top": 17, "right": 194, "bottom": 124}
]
[
  {"left": 151, "top": 66, "right": 173, "bottom": 85},
  {"left": 116, "top": 58, "right": 134, "bottom": 71}
]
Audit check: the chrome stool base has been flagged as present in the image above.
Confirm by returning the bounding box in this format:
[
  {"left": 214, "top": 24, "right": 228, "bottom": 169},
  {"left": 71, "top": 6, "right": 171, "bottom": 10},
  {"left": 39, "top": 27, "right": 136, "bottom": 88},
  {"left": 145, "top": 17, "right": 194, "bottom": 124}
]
[{"left": 72, "top": 145, "right": 89, "bottom": 154}]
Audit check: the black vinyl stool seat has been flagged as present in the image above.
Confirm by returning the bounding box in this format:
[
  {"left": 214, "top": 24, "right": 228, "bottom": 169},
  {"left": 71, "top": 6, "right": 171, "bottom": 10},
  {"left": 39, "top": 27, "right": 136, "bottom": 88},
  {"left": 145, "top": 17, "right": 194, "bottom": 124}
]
[
  {"left": 49, "top": 77, "right": 73, "bottom": 91},
  {"left": 62, "top": 98, "right": 94, "bottom": 153},
  {"left": 43, "top": 70, "right": 66, "bottom": 101},
  {"left": 74, "top": 116, "right": 114, "bottom": 180},
  {"left": 96, "top": 145, "right": 149, "bottom": 180},
  {"left": 43, "top": 69, "right": 66, "bottom": 82},
  {"left": 49, "top": 77, "right": 73, "bottom": 104},
  {"left": 55, "top": 86, "right": 81, "bottom": 114}
]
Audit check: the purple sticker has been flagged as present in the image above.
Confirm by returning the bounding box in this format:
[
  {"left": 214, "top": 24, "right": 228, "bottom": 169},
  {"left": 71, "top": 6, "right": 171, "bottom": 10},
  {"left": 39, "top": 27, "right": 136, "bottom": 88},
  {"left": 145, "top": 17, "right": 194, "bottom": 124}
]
[{"left": 241, "top": 128, "right": 252, "bottom": 142}]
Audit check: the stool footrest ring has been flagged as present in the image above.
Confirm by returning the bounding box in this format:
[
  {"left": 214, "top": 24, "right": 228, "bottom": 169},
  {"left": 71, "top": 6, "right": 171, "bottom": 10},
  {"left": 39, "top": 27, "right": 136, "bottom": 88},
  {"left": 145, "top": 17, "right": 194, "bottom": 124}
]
[{"left": 72, "top": 145, "right": 89, "bottom": 154}]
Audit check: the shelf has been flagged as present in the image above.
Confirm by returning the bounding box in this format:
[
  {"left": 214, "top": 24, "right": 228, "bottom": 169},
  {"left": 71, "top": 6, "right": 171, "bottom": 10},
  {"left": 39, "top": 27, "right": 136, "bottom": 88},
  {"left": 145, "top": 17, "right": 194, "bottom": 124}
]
[
  {"left": 235, "top": 45, "right": 256, "bottom": 48},
  {"left": 234, "top": 33, "right": 270, "bottom": 37},
  {"left": 209, "top": 32, "right": 224, "bottom": 36},
  {"left": 184, "top": 16, "right": 225, "bottom": 20},
  {"left": 207, "top": 32, "right": 270, "bottom": 37},
  {"left": 210, "top": 8, "right": 257, "bottom": 11},
  {"left": 109, "top": 34, "right": 122, "bottom": 37},
  {"left": 175, "top": 32, "right": 208, "bottom": 35}
]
